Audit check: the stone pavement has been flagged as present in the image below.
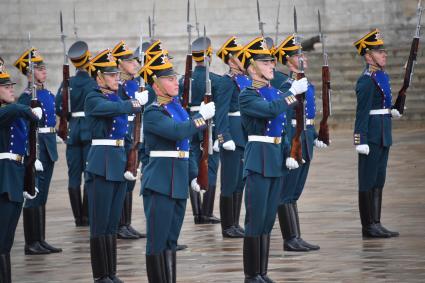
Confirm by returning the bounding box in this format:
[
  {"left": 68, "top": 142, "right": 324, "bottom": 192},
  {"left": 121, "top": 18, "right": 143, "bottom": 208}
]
[{"left": 9, "top": 128, "right": 425, "bottom": 282}]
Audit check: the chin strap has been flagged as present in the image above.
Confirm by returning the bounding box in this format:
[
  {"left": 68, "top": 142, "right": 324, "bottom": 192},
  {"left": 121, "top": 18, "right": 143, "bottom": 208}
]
[
  {"left": 152, "top": 76, "right": 173, "bottom": 104},
  {"left": 367, "top": 51, "right": 383, "bottom": 71}
]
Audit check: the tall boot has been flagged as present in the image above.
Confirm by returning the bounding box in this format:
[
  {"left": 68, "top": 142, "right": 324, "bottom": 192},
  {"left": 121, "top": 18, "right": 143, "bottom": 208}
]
[
  {"left": 146, "top": 253, "right": 167, "bottom": 283},
  {"left": 243, "top": 236, "right": 264, "bottom": 283},
  {"left": 233, "top": 191, "right": 245, "bottom": 234},
  {"left": 105, "top": 235, "right": 123, "bottom": 283},
  {"left": 81, "top": 187, "right": 89, "bottom": 226},
  {"left": 23, "top": 207, "right": 50, "bottom": 255},
  {"left": 0, "top": 253, "right": 11, "bottom": 283},
  {"left": 260, "top": 235, "right": 274, "bottom": 283},
  {"left": 359, "top": 191, "right": 391, "bottom": 238},
  {"left": 292, "top": 203, "right": 320, "bottom": 250},
  {"left": 200, "top": 185, "right": 220, "bottom": 224},
  {"left": 68, "top": 187, "right": 84, "bottom": 226},
  {"left": 164, "top": 249, "right": 176, "bottom": 283},
  {"left": 117, "top": 192, "right": 139, "bottom": 239},
  {"left": 220, "top": 195, "right": 243, "bottom": 238},
  {"left": 90, "top": 236, "right": 113, "bottom": 283},
  {"left": 189, "top": 189, "right": 202, "bottom": 224},
  {"left": 126, "top": 191, "right": 146, "bottom": 238},
  {"left": 39, "top": 205, "right": 62, "bottom": 253},
  {"left": 372, "top": 188, "right": 399, "bottom": 237},
  {"left": 277, "top": 204, "right": 309, "bottom": 252}
]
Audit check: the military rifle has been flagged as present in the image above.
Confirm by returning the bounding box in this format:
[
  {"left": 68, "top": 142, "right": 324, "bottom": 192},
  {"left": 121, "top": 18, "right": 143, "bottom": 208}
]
[
  {"left": 182, "top": 0, "right": 193, "bottom": 109},
  {"left": 393, "top": 0, "right": 423, "bottom": 114}
]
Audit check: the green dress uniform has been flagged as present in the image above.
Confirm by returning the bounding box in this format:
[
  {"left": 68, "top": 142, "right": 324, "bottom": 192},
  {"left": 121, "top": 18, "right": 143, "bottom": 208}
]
[
  {"left": 14, "top": 48, "right": 62, "bottom": 255},
  {"left": 55, "top": 40, "right": 94, "bottom": 227},
  {"left": 353, "top": 29, "right": 399, "bottom": 238}
]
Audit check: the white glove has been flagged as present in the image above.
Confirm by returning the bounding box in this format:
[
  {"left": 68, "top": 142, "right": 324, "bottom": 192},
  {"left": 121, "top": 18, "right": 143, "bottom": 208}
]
[
  {"left": 356, "top": 144, "right": 370, "bottom": 155},
  {"left": 124, "top": 171, "right": 137, "bottom": 181},
  {"left": 199, "top": 101, "right": 215, "bottom": 120},
  {"left": 314, "top": 139, "right": 327, "bottom": 149},
  {"left": 56, "top": 135, "right": 64, "bottom": 144},
  {"left": 135, "top": 90, "right": 149, "bottom": 106},
  {"left": 289, "top": 78, "right": 308, "bottom": 95},
  {"left": 222, "top": 140, "right": 236, "bottom": 151},
  {"left": 31, "top": 107, "right": 43, "bottom": 120},
  {"left": 213, "top": 139, "right": 220, "bottom": 152},
  {"left": 35, "top": 159, "right": 44, "bottom": 172},
  {"left": 391, "top": 108, "right": 402, "bottom": 119},
  {"left": 191, "top": 178, "right": 201, "bottom": 193},
  {"left": 286, "top": 157, "right": 299, "bottom": 170},
  {"left": 23, "top": 187, "right": 39, "bottom": 200}
]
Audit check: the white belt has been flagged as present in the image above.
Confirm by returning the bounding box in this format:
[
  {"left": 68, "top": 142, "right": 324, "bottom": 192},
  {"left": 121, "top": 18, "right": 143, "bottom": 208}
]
[
  {"left": 128, "top": 115, "right": 135, "bottom": 122},
  {"left": 71, "top": 112, "right": 85, "bottom": 117},
  {"left": 150, "top": 150, "right": 189, "bottom": 158},
  {"left": 190, "top": 106, "right": 200, "bottom": 112},
  {"left": 91, "top": 139, "right": 124, "bottom": 147},
  {"left": 369, "top": 109, "right": 391, "bottom": 115},
  {"left": 38, "top": 127, "right": 56, "bottom": 133},
  {"left": 291, "top": 119, "right": 315, "bottom": 126},
  {"left": 248, "top": 135, "right": 281, "bottom": 144},
  {"left": 0, "top": 152, "right": 24, "bottom": 163},
  {"left": 228, "top": 111, "right": 241, "bottom": 117}
]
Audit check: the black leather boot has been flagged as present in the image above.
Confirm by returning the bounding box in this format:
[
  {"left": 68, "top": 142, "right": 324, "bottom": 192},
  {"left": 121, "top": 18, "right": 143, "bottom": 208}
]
[
  {"left": 292, "top": 203, "right": 320, "bottom": 250},
  {"left": 176, "top": 244, "right": 188, "bottom": 251},
  {"left": 220, "top": 195, "right": 243, "bottom": 238},
  {"left": 200, "top": 185, "right": 220, "bottom": 224},
  {"left": 359, "top": 191, "right": 391, "bottom": 238},
  {"left": 91, "top": 236, "right": 113, "bottom": 283},
  {"left": 260, "top": 234, "right": 274, "bottom": 283},
  {"left": 372, "top": 188, "right": 399, "bottom": 237},
  {"left": 39, "top": 205, "right": 62, "bottom": 253},
  {"left": 82, "top": 186, "right": 89, "bottom": 226},
  {"left": 233, "top": 191, "right": 245, "bottom": 234},
  {"left": 277, "top": 204, "right": 309, "bottom": 251},
  {"left": 243, "top": 236, "right": 265, "bottom": 283},
  {"left": 189, "top": 189, "right": 202, "bottom": 224},
  {"left": 146, "top": 253, "right": 167, "bottom": 283},
  {"left": 0, "top": 253, "right": 11, "bottom": 283},
  {"left": 68, "top": 187, "right": 84, "bottom": 226},
  {"left": 117, "top": 192, "right": 139, "bottom": 239},
  {"left": 105, "top": 235, "right": 123, "bottom": 283},
  {"left": 126, "top": 192, "right": 146, "bottom": 238},
  {"left": 23, "top": 207, "right": 50, "bottom": 255},
  {"left": 164, "top": 249, "right": 176, "bottom": 283}
]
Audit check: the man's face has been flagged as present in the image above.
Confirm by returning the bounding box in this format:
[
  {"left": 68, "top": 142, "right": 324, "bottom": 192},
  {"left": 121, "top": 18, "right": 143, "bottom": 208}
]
[
  {"left": 119, "top": 59, "right": 139, "bottom": 76},
  {"left": 156, "top": 75, "right": 179, "bottom": 96},
  {"left": 0, "top": 84, "right": 15, "bottom": 103},
  {"left": 100, "top": 72, "right": 120, "bottom": 91},
  {"left": 33, "top": 65, "right": 47, "bottom": 83},
  {"left": 254, "top": 60, "right": 275, "bottom": 81},
  {"left": 367, "top": 50, "right": 387, "bottom": 68}
]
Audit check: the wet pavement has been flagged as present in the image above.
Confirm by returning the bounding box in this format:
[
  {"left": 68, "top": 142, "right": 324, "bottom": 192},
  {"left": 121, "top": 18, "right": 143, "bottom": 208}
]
[{"left": 9, "top": 128, "right": 425, "bottom": 282}]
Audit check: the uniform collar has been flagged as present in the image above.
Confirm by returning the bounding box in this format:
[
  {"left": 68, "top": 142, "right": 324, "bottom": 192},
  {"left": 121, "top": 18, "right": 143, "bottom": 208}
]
[{"left": 252, "top": 80, "right": 268, "bottom": 89}]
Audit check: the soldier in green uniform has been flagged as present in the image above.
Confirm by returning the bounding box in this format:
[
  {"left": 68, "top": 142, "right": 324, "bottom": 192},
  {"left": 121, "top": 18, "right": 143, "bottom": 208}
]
[
  {"left": 56, "top": 40, "right": 94, "bottom": 227},
  {"left": 15, "top": 48, "right": 62, "bottom": 255},
  {"left": 84, "top": 49, "right": 144, "bottom": 283},
  {"left": 353, "top": 29, "right": 400, "bottom": 238},
  {"left": 237, "top": 37, "right": 307, "bottom": 282},
  {"left": 139, "top": 52, "right": 215, "bottom": 282},
  {"left": 0, "top": 58, "right": 41, "bottom": 283}
]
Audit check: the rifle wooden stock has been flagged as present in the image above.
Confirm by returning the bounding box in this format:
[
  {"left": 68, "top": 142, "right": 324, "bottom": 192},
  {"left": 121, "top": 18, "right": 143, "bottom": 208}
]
[
  {"left": 290, "top": 73, "right": 305, "bottom": 164},
  {"left": 23, "top": 99, "right": 40, "bottom": 196},
  {"left": 394, "top": 38, "right": 419, "bottom": 114},
  {"left": 197, "top": 95, "right": 212, "bottom": 191},
  {"left": 57, "top": 64, "right": 70, "bottom": 141},
  {"left": 182, "top": 54, "right": 192, "bottom": 109},
  {"left": 125, "top": 85, "right": 145, "bottom": 177},
  {"left": 318, "top": 65, "right": 330, "bottom": 145}
]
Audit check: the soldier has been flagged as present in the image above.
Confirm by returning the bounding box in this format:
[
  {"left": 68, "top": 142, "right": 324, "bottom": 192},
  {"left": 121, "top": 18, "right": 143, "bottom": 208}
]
[
  {"left": 84, "top": 49, "right": 144, "bottom": 282},
  {"left": 214, "top": 36, "right": 251, "bottom": 238},
  {"left": 353, "top": 29, "right": 400, "bottom": 238},
  {"left": 0, "top": 58, "right": 41, "bottom": 283},
  {"left": 237, "top": 37, "right": 307, "bottom": 282},
  {"left": 272, "top": 35, "right": 327, "bottom": 252},
  {"left": 111, "top": 40, "right": 148, "bottom": 240},
  {"left": 56, "top": 40, "right": 94, "bottom": 227},
  {"left": 139, "top": 52, "right": 215, "bottom": 282},
  {"left": 15, "top": 48, "right": 62, "bottom": 255},
  {"left": 179, "top": 36, "right": 221, "bottom": 225}
]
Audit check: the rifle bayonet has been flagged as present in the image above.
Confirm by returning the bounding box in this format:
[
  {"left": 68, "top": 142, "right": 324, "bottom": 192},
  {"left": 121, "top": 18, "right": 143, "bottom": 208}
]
[
  {"left": 194, "top": 0, "right": 200, "bottom": 38},
  {"left": 256, "top": 0, "right": 265, "bottom": 36},
  {"left": 275, "top": 0, "right": 281, "bottom": 43},
  {"left": 148, "top": 16, "right": 152, "bottom": 42},
  {"left": 73, "top": 5, "right": 78, "bottom": 39}
]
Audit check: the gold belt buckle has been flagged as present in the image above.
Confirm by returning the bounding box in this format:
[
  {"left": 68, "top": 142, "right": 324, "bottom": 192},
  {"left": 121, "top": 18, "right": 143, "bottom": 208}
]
[
  {"left": 50, "top": 127, "right": 55, "bottom": 133},
  {"left": 178, "top": 151, "right": 185, "bottom": 158},
  {"left": 274, "top": 137, "right": 281, "bottom": 144},
  {"left": 16, "top": 155, "right": 23, "bottom": 163},
  {"left": 116, "top": 140, "right": 123, "bottom": 146}
]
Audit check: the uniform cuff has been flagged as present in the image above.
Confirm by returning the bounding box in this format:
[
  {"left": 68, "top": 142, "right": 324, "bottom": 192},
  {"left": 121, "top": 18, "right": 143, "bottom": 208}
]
[
  {"left": 192, "top": 114, "right": 207, "bottom": 129},
  {"left": 353, "top": 133, "right": 367, "bottom": 145},
  {"left": 284, "top": 93, "right": 298, "bottom": 106},
  {"left": 217, "top": 133, "right": 232, "bottom": 144}
]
